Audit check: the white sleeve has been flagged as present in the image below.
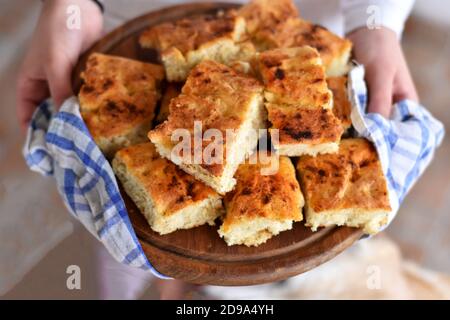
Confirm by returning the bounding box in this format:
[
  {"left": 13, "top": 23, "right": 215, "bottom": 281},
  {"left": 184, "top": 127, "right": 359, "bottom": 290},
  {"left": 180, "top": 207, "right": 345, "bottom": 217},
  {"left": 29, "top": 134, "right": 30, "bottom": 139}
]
[{"left": 342, "top": 0, "right": 415, "bottom": 37}]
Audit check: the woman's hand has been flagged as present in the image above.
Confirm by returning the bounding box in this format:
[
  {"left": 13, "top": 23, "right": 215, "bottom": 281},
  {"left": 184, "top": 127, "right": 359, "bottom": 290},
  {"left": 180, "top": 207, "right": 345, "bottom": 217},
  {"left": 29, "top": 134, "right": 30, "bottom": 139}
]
[
  {"left": 16, "top": 0, "right": 103, "bottom": 130},
  {"left": 347, "top": 27, "right": 418, "bottom": 118}
]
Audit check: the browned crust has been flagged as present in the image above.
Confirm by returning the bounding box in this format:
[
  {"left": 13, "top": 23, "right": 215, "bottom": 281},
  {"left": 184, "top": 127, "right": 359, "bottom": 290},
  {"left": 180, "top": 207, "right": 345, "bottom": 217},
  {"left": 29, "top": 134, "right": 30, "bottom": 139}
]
[
  {"left": 257, "top": 47, "right": 343, "bottom": 147},
  {"left": 79, "top": 53, "right": 164, "bottom": 141},
  {"left": 222, "top": 156, "right": 303, "bottom": 231},
  {"left": 149, "top": 60, "right": 263, "bottom": 177},
  {"left": 182, "top": 59, "right": 263, "bottom": 101},
  {"left": 238, "top": 0, "right": 299, "bottom": 35},
  {"left": 297, "top": 138, "right": 391, "bottom": 213},
  {"left": 258, "top": 47, "right": 332, "bottom": 108},
  {"left": 267, "top": 104, "right": 343, "bottom": 146},
  {"left": 139, "top": 10, "right": 241, "bottom": 55},
  {"left": 327, "top": 76, "right": 352, "bottom": 131},
  {"left": 115, "top": 143, "right": 219, "bottom": 216},
  {"left": 251, "top": 17, "right": 352, "bottom": 70}
]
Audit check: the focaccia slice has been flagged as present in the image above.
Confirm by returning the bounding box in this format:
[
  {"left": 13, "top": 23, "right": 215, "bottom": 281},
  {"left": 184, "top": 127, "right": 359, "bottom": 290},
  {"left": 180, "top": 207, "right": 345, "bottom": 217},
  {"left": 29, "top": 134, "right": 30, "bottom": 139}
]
[
  {"left": 79, "top": 53, "right": 164, "bottom": 158},
  {"left": 327, "top": 76, "right": 352, "bottom": 132},
  {"left": 219, "top": 155, "right": 304, "bottom": 246},
  {"left": 139, "top": 10, "right": 250, "bottom": 81},
  {"left": 296, "top": 138, "right": 391, "bottom": 234},
  {"left": 239, "top": 0, "right": 352, "bottom": 76},
  {"left": 112, "top": 143, "right": 223, "bottom": 235},
  {"left": 258, "top": 47, "right": 343, "bottom": 156},
  {"left": 267, "top": 104, "right": 343, "bottom": 156},
  {"left": 238, "top": 0, "right": 299, "bottom": 37},
  {"left": 258, "top": 46, "right": 333, "bottom": 108},
  {"left": 258, "top": 18, "right": 352, "bottom": 77},
  {"left": 149, "top": 61, "right": 266, "bottom": 194}
]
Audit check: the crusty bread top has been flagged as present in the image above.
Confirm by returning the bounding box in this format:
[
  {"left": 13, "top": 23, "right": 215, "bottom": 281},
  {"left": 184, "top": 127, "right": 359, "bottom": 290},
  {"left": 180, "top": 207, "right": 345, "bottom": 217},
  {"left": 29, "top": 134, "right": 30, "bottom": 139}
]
[
  {"left": 252, "top": 16, "right": 352, "bottom": 70},
  {"left": 221, "top": 155, "right": 303, "bottom": 231},
  {"left": 258, "top": 46, "right": 332, "bottom": 108},
  {"left": 149, "top": 60, "right": 263, "bottom": 176},
  {"left": 182, "top": 59, "right": 263, "bottom": 104},
  {"left": 79, "top": 53, "right": 164, "bottom": 139},
  {"left": 139, "top": 10, "right": 244, "bottom": 54},
  {"left": 114, "top": 142, "right": 219, "bottom": 216},
  {"left": 79, "top": 53, "right": 164, "bottom": 111},
  {"left": 267, "top": 104, "right": 343, "bottom": 146},
  {"left": 238, "top": 0, "right": 299, "bottom": 35},
  {"left": 327, "top": 76, "right": 352, "bottom": 131},
  {"left": 297, "top": 138, "right": 391, "bottom": 213}
]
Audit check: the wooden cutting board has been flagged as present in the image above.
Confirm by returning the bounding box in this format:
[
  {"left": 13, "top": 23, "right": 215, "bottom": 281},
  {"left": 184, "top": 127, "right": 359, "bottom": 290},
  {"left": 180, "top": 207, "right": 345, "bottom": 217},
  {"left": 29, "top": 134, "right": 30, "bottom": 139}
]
[{"left": 72, "top": 2, "right": 363, "bottom": 286}]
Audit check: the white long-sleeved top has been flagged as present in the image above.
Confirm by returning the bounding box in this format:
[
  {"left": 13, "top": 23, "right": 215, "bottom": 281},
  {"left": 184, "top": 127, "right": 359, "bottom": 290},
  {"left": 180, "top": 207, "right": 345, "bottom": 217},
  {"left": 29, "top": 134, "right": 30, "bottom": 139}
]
[{"left": 102, "top": 0, "right": 415, "bottom": 37}]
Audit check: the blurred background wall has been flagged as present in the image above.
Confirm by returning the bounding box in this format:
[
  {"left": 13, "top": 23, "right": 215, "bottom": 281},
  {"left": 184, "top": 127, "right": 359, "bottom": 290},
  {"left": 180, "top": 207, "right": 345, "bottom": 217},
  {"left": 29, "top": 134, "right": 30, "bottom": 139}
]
[{"left": 0, "top": 0, "right": 449, "bottom": 299}]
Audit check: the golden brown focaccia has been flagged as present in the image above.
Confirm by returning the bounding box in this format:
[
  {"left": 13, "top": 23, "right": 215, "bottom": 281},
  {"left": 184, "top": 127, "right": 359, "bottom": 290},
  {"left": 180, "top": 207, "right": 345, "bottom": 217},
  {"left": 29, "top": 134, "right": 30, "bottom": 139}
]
[
  {"left": 148, "top": 60, "right": 266, "bottom": 194},
  {"left": 238, "top": 0, "right": 299, "bottom": 36},
  {"left": 219, "top": 155, "right": 304, "bottom": 246},
  {"left": 266, "top": 104, "right": 343, "bottom": 156},
  {"left": 257, "top": 47, "right": 343, "bottom": 156},
  {"left": 79, "top": 53, "right": 164, "bottom": 158},
  {"left": 296, "top": 138, "right": 391, "bottom": 234},
  {"left": 112, "top": 142, "right": 223, "bottom": 235},
  {"left": 139, "top": 10, "right": 250, "bottom": 81},
  {"left": 258, "top": 46, "right": 332, "bottom": 108},
  {"left": 239, "top": 0, "right": 352, "bottom": 76}
]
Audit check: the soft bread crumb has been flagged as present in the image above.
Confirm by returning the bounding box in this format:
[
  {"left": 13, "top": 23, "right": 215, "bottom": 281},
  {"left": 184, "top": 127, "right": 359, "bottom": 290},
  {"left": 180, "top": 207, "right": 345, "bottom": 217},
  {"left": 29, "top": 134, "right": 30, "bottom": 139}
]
[
  {"left": 219, "top": 218, "right": 294, "bottom": 246},
  {"left": 306, "top": 208, "right": 389, "bottom": 235}
]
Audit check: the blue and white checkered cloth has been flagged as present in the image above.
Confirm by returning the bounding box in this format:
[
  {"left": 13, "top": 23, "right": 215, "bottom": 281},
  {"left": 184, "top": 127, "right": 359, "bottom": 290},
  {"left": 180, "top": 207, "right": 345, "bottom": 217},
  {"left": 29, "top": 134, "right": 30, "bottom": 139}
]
[
  {"left": 23, "top": 66, "right": 444, "bottom": 273},
  {"left": 348, "top": 66, "right": 445, "bottom": 224},
  {"left": 23, "top": 97, "right": 169, "bottom": 278}
]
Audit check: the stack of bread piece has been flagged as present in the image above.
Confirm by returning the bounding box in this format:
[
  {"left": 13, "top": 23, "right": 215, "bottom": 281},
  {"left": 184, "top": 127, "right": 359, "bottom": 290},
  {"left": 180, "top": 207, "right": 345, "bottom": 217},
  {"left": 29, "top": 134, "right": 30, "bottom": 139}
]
[
  {"left": 238, "top": 0, "right": 352, "bottom": 76},
  {"left": 257, "top": 46, "right": 343, "bottom": 156},
  {"left": 148, "top": 60, "right": 266, "bottom": 194},
  {"left": 77, "top": 0, "right": 392, "bottom": 248}
]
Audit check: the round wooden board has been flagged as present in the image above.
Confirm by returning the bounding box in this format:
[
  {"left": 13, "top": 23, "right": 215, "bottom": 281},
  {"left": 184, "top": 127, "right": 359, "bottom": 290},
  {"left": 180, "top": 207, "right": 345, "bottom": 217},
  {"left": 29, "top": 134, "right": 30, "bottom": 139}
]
[{"left": 72, "top": 2, "right": 364, "bottom": 286}]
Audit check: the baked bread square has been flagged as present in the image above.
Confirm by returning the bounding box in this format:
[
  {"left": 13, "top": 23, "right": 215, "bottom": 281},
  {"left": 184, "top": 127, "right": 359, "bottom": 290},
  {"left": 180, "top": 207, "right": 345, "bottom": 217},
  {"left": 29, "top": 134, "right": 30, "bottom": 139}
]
[
  {"left": 149, "top": 60, "right": 266, "bottom": 194},
  {"left": 79, "top": 53, "right": 164, "bottom": 158},
  {"left": 219, "top": 155, "right": 304, "bottom": 246},
  {"left": 258, "top": 46, "right": 333, "bottom": 108},
  {"left": 266, "top": 18, "right": 353, "bottom": 77},
  {"left": 112, "top": 142, "right": 223, "bottom": 235},
  {"left": 296, "top": 138, "right": 391, "bottom": 234},
  {"left": 327, "top": 76, "right": 352, "bottom": 132},
  {"left": 139, "top": 10, "right": 250, "bottom": 81},
  {"left": 239, "top": 0, "right": 352, "bottom": 77},
  {"left": 266, "top": 103, "right": 343, "bottom": 156},
  {"left": 257, "top": 47, "right": 343, "bottom": 156},
  {"left": 238, "top": 0, "right": 299, "bottom": 39}
]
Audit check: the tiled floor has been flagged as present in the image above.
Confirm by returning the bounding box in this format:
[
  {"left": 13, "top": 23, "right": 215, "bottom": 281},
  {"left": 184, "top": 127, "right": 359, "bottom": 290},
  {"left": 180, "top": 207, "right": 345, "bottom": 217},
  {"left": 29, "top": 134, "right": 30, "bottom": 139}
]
[{"left": 1, "top": 5, "right": 449, "bottom": 299}]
